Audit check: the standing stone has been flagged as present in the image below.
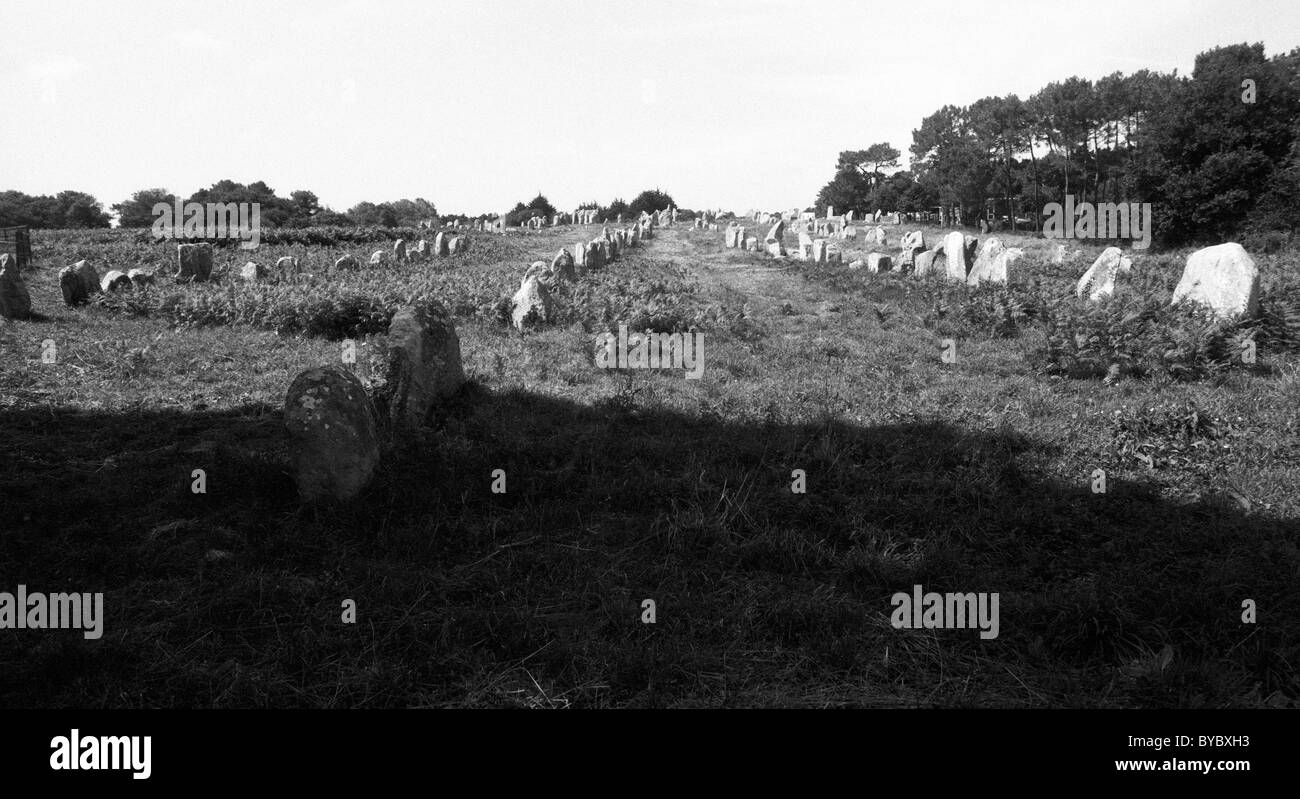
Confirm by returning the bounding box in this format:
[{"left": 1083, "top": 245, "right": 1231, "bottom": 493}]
[
  {"left": 574, "top": 242, "right": 588, "bottom": 269},
  {"left": 435, "top": 232, "right": 449, "bottom": 257},
  {"left": 127, "top": 268, "right": 155, "bottom": 289},
  {"left": 725, "top": 224, "right": 739, "bottom": 248},
  {"left": 522, "top": 261, "right": 552, "bottom": 288},
  {"left": 842, "top": 226, "right": 858, "bottom": 240},
  {"left": 511, "top": 276, "right": 555, "bottom": 329},
  {"left": 369, "top": 250, "right": 387, "bottom": 266},
  {"left": 866, "top": 253, "right": 892, "bottom": 273},
  {"left": 1171, "top": 242, "right": 1260, "bottom": 319},
  {"left": 765, "top": 219, "right": 786, "bottom": 256},
  {"left": 966, "top": 237, "right": 1005, "bottom": 285},
  {"left": 914, "top": 249, "right": 940, "bottom": 277},
  {"left": 798, "top": 231, "right": 814, "bottom": 260},
  {"left": 942, "top": 231, "right": 974, "bottom": 281},
  {"left": 811, "top": 239, "right": 828, "bottom": 264},
  {"left": 588, "top": 241, "right": 606, "bottom": 269},
  {"left": 284, "top": 366, "right": 381, "bottom": 503},
  {"left": 59, "top": 259, "right": 100, "bottom": 306},
  {"left": 898, "top": 230, "right": 926, "bottom": 268},
  {"left": 334, "top": 254, "right": 360, "bottom": 271},
  {"left": 176, "top": 243, "right": 213, "bottom": 282},
  {"left": 744, "top": 235, "right": 760, "bottom": 252},
  {"left": 393, "top": 239, "right": 407, "bottom": 262},
  {"left": 1076, "top": 247, "right": 1126, "bottom": 301},
  {"left": 384, "top": 302, "right": 465, "bottom": 428},
  {"left": 968, "top": 245, "right": 1024, "bottom": 287},
  {"left": 552, "top": 248, "right": 576, "bottom": 282},
  {"left": 100, "top": 270, "right": 133, "bottom": 293},
  {"left": 240, "top": 261, "right": 267, "bottom": 283},
  {"left": 60, "top": 265, "right": 89, "bottom": 306}
]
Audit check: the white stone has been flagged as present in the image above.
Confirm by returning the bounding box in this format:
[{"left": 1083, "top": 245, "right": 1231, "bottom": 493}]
[
  {"left": 511, "top": 276, "right": 555, "bottom": 329},
  {"left": 1171, "top": 242, "right": 1260, "bottom": 319}
]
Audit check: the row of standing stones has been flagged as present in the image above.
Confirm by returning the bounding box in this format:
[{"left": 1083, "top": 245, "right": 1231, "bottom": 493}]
[
  {"left": 723, "top": 218, "right": 1261, "bottom": 321},
  {"left": 0, "top": 233, "right": 475, "bottom": 320},
  {"left": 508, "top": 216, "right": 656, "bottom": 330},
  {"left": 285, "top": 215, "right": 659, "bottom": 503},
  {"left": 284, "top": 299, "right": 464, "bottom": 503}
]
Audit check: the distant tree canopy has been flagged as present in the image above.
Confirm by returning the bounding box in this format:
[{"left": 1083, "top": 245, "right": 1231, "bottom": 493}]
[
  {"left": 815, "top": 143, "right": 924, "bottom": 217},
  {"left": 627, "top": 189, "right": 675, "bottom": 217},
  {"left": 112, "top": 188, "right": 177, "bottom": 228},
  {"left": 505, "top": 194, "right": 558, "bottom": 226},
  {"left": 0, "top": 190, "right": 111, "bottom": 228},
  {"left": 817, "top": 42, "right": 1300, "bottom": 246},
  {"left": 97, "top": 181, "right": 435, "bottom": 229}
]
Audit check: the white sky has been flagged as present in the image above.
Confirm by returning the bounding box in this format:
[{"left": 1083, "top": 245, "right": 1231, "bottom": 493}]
[{"left": 3, "top": 0, "right": 1298, "bottom": 215}]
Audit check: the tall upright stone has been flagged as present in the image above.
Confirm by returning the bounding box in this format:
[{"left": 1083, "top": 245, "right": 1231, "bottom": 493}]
[
  {"left": 552, "top": 248, "right": 576, "bottom": 282},
  {"left": 1076, "top": 247, "right": 1127, "bottom": 301},
  {"left": 942, "top": 231, "right": 974, "bottom": 281},
  {"left": 435, "top": 232, "right": 449, "bottom": 257},
  {"left": 0, "top": 253, "right": 32, "bottom": 319},
  {"left": 384, "top": 302, "right": 465, "bottom": 428},
  {"left": 176, "top": 243, "right": 213, "bottom": 282},
  {"left": 765, "top": 219, "right": 786, "bottom": 256},
  {"left": 797, "top": 231, "right": 814, "bottom": 260},
  {"left": 393, "top": 239, "right": 407, "bottom": 262},
  {"left": 284, "top": 366, "right": 381, "bottom": 503}
]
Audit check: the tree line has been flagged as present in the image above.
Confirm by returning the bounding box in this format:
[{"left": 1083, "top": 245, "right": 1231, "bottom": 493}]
[
  {"left": 816, "top": 42, "right": 1300, "bottom": 247},
  {"left": 0, "top": 181, "right": 439, "bottom": 230},
  {"left": 0, "top": 182, "right": 685, "bottom": 231}
]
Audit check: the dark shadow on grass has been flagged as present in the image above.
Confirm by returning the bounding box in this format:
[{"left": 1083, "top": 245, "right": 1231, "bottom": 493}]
[{"left": 0, "top": 384, "right": 1296, "bottom": 709}]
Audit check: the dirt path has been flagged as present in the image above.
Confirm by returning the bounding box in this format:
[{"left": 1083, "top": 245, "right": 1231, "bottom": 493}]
[{"left": 651, "top": 228, "right": 846, "bottom": 315}]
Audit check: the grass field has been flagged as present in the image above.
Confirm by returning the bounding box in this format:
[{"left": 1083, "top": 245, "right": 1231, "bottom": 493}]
[{"left": 2, "top": 223, "right": 1298, "bottom": 708}]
